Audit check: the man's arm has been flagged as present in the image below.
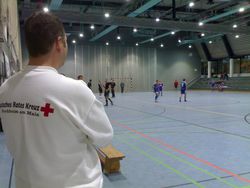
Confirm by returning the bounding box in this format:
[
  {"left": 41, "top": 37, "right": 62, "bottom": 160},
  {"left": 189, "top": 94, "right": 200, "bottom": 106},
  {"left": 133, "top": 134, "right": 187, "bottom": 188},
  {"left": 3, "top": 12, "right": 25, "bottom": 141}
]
[{"left": 83, "top": 99, "right": 113, "bottom": 147}]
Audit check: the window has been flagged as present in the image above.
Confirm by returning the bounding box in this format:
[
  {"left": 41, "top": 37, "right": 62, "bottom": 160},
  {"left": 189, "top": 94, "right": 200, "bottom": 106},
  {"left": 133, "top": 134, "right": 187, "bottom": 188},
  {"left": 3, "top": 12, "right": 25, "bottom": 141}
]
[
  {"left": 234, "top": 57, "right": 250, "bottom": 73},
  {"left": 240, "top": 57, "right": 250, "bottom": 73},
  {"left": 211, "top": 60, "right": 228, "bottom": 75},
  {"left": 201, "top": 61, "right": 207, "bottom": 75}
]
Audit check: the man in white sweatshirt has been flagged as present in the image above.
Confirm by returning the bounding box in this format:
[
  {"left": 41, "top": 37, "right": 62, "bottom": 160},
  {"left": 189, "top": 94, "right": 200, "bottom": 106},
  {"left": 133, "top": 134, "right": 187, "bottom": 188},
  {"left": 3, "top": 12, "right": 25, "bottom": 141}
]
[{"left": 0, "top": 11, "right": 113, "bottom": 188}]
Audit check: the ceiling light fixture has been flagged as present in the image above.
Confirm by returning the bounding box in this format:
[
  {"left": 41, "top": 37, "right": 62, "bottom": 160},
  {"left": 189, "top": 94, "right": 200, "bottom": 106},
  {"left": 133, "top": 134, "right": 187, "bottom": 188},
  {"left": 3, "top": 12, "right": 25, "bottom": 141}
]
[
  {"left": 104, "top": 13, "right": 110, "bottom": 18},
  {"left": 79, "top": 33, "right": 84, "bottom": 38},
  {"left": 43, "top": 7, "right": 49, "bottom": 12},
  {"left": 90, "top": 25, "right": 95, "bottom": 30},
  {"left": 189, "top": 2, "right": 195, "bottom": 7},
  {"left": 155, "top": 18, "right": 160, "bottom": 22},
  {"left": 133, "top": 28, "right": 138, "bottom": 33},
  {"left": 106, "top": 42, "right": 109, "bottom": 46},
  {"left": 239, "top": 7, "right": 245, "bottom": 13},
  {"left": 233, "top": 24, "right": 238, "bottom": 28}
]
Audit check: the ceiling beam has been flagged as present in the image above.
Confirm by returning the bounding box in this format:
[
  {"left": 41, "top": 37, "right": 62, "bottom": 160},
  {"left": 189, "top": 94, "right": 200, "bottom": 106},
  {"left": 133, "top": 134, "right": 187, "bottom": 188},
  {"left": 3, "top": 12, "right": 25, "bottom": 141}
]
[
  {"left": 172, "top": 0, "right": 176, "bottom": 20},
  {"left": 201, "top": 43, "right": 212, "bottom": 61},
  {"left": 49, "top": 0, "right": 63, "bottom": 10},
  {"left": 139, "top": 30, "right": 179, "bottom": 44},
  {"left": 21, "top": 10, "right": 250, "bottom": 35},
  {"left": 179, "top": 34, "right": 224, "bottom": 45},
  {"left": 201, "top": 4, "right": 250, "bottom": 24},
  {"left": 62, "top": 0, "right": 123, "bottom": 7},
  {"left": 87, "top": 0, "right": 135, "bottom": 41},
  {"left": 223, "top": 13, "right": 250, "bottom": 25},
  {"left": 221, "top": 35, "right": 235, "bottom": 58},
  {"left": 183, "top": 0, "right": 244, "bottom": 21},
  {"left": 90, "top": 0, "right": 162, "bottom": 41}
]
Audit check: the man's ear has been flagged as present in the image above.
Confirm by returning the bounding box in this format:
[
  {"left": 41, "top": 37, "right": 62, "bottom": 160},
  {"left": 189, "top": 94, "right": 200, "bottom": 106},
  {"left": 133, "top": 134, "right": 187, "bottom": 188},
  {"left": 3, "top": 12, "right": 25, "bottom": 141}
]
[{"left": 55, "top": 36, "right": 64, "bottom": 52}]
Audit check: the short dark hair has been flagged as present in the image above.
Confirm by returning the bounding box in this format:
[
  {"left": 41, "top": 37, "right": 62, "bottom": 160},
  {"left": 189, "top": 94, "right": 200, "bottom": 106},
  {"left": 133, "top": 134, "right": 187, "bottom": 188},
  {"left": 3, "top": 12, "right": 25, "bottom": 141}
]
[
  {"left": 24, "top": 11, "right": 65, "bottom": 57},
  {"left": 77, "top": 75, "right": 83, "bottom": 80}
]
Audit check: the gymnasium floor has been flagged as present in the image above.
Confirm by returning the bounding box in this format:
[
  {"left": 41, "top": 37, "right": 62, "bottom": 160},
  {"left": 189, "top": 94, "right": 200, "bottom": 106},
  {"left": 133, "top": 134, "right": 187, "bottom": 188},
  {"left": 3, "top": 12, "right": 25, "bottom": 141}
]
[{"left": 1, "top": 90, "right": 250, "bottom": 188}]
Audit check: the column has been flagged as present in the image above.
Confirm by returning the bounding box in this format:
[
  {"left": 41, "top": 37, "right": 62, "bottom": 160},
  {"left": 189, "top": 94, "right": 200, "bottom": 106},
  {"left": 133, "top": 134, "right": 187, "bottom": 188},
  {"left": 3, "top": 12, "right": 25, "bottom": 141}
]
[
  {"left": 208, "top": 61, "right": 211, "bottom": 78},
  {"left": 229, "top": 58, "right": 234, "bottom": 77}
]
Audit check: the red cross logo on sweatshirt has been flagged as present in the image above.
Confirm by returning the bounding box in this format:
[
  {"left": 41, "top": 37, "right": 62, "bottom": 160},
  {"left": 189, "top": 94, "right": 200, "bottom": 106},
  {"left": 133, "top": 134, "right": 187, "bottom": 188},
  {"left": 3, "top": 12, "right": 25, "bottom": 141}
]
[{"left": 40, "top": 103, "right": 54, "bottom": 117}]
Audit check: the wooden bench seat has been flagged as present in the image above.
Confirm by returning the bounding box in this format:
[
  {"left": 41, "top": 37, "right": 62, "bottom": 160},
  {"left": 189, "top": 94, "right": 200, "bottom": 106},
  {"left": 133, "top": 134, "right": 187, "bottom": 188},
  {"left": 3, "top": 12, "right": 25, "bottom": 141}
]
[{"left": 96, "top": 145, "right": 125, "bottom": 174}]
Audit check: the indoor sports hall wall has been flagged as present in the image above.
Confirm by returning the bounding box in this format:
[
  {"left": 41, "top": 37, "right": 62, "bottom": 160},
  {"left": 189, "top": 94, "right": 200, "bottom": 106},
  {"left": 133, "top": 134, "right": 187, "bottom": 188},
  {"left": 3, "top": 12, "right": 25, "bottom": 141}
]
[
  {"left": 22, "top": 43, "right": 201, "bottom": 92},
  {"left": 58, "top": 44, "right": 201, "bottom": 92}
]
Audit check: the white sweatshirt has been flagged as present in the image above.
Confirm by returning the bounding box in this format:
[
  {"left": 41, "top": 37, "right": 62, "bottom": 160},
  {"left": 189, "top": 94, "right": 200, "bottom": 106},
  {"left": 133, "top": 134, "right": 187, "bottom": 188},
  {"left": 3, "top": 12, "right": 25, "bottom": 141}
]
[{"left": 0, "top": 66, "right": 113, "bottom": 188}]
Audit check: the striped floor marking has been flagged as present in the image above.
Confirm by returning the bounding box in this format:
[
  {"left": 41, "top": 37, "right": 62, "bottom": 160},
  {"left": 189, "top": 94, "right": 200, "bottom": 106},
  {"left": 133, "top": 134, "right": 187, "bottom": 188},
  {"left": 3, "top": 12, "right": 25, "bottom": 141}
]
[
  {"left": 124, "top": 133, "right": 240, "bottom": 188},
  {"left": 114, "top": 104, "right": 250, "bottom": 142},
  {"left": 115, "top": 136, "right": 205, "bottom": 188},
  {"left": 112, "top": 120, "right": 250, "bottom": 184},
  {"left": 126, "top": 97, "right": 243, "bottom": 119},
  {"left": 164, "top": 104, "right": 242, "bottom": 118}
]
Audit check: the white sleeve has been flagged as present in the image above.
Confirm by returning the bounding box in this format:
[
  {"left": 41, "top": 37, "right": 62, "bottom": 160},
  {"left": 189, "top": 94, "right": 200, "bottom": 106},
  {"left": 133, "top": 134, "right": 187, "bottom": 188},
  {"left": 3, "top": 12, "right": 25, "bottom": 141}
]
[{"left": 82, "top": 98, "right": 113, "bottom": 147}]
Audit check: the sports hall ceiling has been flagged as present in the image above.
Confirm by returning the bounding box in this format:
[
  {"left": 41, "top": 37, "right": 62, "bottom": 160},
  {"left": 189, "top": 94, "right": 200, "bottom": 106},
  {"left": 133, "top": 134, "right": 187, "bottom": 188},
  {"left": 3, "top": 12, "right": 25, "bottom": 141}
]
[{"left": 18, "top": 0, "right": 250, "bottom": 59}]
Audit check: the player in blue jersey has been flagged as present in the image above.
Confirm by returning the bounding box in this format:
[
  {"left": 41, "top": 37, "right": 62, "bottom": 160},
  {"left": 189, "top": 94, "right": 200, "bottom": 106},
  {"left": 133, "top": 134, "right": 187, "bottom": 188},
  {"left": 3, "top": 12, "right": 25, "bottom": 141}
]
[
  {"left": 179, "top": 78, "right": 187, "bottom": 102},
  {"left": 153, "top": 80, "right": 160, "bottom": 102}
]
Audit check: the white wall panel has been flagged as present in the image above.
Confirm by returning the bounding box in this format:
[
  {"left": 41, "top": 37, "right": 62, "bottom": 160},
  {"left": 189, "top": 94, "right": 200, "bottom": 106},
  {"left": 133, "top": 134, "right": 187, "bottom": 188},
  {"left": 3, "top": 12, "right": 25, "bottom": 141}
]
[
  {"left": 20, "top": 43, "right": 201, "bottom": 92},
  {"left": 59, "top": 45, "right": 159, "bottom": 92}
]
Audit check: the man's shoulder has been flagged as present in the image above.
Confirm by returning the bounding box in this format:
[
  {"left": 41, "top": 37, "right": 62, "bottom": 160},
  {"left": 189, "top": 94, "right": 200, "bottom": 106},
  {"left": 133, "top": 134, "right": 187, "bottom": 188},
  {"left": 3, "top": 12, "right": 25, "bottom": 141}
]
[
  {"left": 46, "top": 75, "right": 96, "bottom": 105},
  {"left": 0, "top": 71, "right": 24, "bottom": 92},
  {"left": 60, "top": 76, "right": 89, "bottom": 91}
]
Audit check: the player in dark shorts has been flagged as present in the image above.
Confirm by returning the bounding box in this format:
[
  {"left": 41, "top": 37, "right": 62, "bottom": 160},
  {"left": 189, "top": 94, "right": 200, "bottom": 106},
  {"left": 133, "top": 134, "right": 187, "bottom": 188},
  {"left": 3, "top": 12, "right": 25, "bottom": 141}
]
[{"left": 179, "top": 78, "right": 187, "bottom": 102}]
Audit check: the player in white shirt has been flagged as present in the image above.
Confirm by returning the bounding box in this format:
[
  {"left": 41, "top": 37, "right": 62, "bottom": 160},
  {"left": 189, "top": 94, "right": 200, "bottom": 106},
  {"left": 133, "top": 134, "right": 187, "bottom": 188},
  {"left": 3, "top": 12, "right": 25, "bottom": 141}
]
[{"left": 0, "top": 11, "right": 113, "bottom": 188}]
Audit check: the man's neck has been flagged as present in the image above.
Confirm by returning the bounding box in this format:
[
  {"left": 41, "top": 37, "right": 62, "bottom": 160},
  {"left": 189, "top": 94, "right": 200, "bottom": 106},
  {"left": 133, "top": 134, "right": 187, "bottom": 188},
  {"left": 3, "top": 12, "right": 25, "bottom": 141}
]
[{"left": 28, "top": 55, "right": 58, "bottom": 69}]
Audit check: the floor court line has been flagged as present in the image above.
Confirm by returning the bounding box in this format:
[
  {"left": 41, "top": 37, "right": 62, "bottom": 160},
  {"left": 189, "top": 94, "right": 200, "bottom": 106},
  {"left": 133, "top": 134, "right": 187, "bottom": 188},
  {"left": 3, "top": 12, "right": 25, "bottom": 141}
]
[
  {"left": 113, "top": 104, "right": 250, "bottom": 142},
  {"left": 162, "top": 171, "right": 250, "bottom": 188},
  {"left": 115, "top": 128, "right": 194, "bottom": 135},
  {"left": 199, "top": 102, "right": 248, "bottom": 109},
  {"left": 123, "top": 133, "right": 239, "bottom": 188},
  {"left": 164, "top": 116, "right": 250, "bottom": 142},
  {"left": 115, "top": 136, "right": 205, "bottom": 188},
  {"left": 166, "top": 104, "right": 242, "bottom": 119},
  {"left": 119, "top": 115, "right": 240, "bottom": 127},
  {"left": 118, "top": 116, "right": 176, "bottom": 124},
  {"left": 126, "top": 97, "right": 243, "bottom": 119},
  {"left": 112, "top": 120, "right": 250, "bottom": 184}
]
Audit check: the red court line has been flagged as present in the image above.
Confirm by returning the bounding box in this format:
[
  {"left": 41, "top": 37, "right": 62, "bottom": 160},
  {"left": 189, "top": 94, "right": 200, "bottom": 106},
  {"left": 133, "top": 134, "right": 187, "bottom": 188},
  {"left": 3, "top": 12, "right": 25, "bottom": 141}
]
[{"left": 112, "top": 120, "right": 250, "bottom": 184}]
